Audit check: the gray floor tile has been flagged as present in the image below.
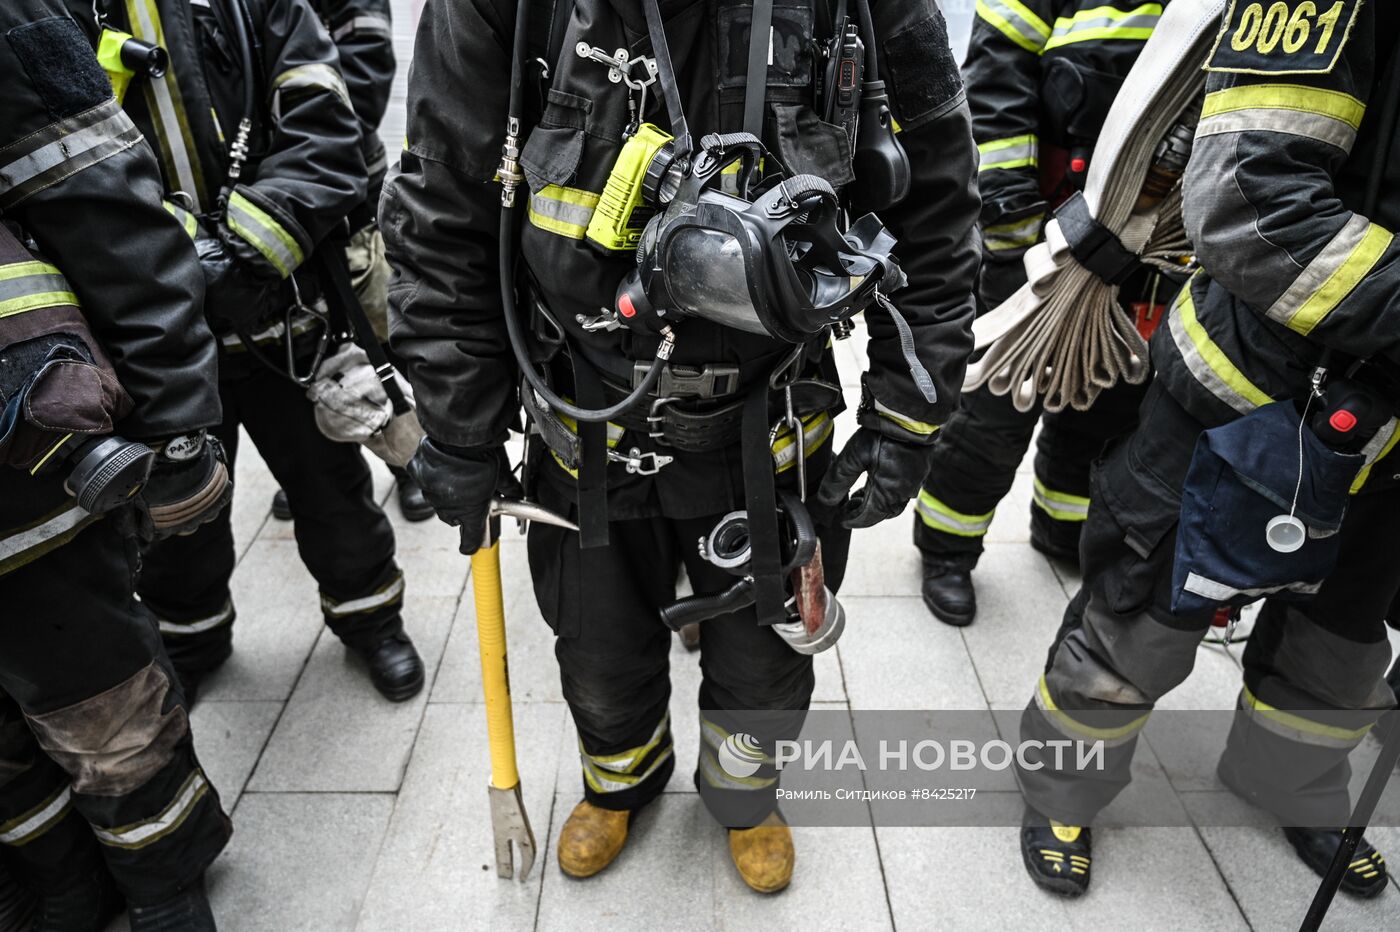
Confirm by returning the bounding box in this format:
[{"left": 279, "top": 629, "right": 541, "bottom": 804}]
[
  {"left": 357, "top": 703, "right": 567, "bottom": 932},
  {"left": 229, "top": 430, "right": 275, "bottom": 564},
  {"left": 1200, "top": 825, "right": 1400, "bottom": 929},
  {"left": 535, "top": 792, "right": 717, "bottom": 931},
  {"left": 209, "top": 793, "right": 393, "bottom": 932},
  {"left": 958, "top": 543, "right": 1071, "bottom": 708},
  {"left": 262, "top": 452, "right": 393, "bottom": 542},
  {"left": 246, "top": 592, "right": 456, "bottom": 792},
  {"left": 189, "top": 700, "right": 282, "bottom": 810},
  {"left": 839, "top": 596, "right": 987, "bottom": 710},
  {"left": 842, "top": 519, "right": 924, "bottom": 598},
  {"left": 198, "top": 540, "right": 327, "bottom": 702}
]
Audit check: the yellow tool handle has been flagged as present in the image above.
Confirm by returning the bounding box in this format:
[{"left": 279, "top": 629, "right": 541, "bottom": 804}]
[{"left": 472, "top": 540, "right": 520, "bottom": 790}]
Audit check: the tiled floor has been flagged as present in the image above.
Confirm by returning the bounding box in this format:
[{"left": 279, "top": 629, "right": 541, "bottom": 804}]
[{"left": 145, "top": 1, "right": 1400, "bottom": 929}]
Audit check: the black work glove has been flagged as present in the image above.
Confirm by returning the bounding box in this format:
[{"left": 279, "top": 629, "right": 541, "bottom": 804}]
[
  {"left": 195, "top": 235, "right": 280, "bottom": 331},
  {"left": 135, "top": 431, "right": 233, "bottom": 542},
  {"left": 407, "top": 438, "right": 521, "bottom": 555},
  {"left": 817, "top": 427, "right": 933, "bottom": 529}
]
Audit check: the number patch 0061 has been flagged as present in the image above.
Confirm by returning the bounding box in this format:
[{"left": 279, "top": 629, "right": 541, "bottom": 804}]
[{"left": 1207, "top": 0, "right": 1362, "bottom": 75}]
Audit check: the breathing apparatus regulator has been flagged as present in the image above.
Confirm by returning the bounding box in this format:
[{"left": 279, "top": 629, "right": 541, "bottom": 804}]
[{"left": 495, "top": 0, "right": 923, "bottom": 426}]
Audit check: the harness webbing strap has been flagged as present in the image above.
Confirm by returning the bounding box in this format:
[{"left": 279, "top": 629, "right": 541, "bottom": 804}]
[{"left": 744, "top": 0, "right": 774, "bottom": 138}]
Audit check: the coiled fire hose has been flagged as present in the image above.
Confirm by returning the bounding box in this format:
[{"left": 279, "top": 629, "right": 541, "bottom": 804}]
[{"left": 963, "top": 0, "right": 1227, "bottom": 413}]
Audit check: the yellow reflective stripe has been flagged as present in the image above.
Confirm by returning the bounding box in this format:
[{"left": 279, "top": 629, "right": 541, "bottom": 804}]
[
  {"left": 0, "top": 260, "right": 77, "bottom": 319},
  {"left": 92, "top": 771, "right": 211, "bottom": 850},
  {"left": 976, "top": 0, "right": 1051, "bottom": 53},
  {"left": 1351, "top": 420, "right": 1400, "bottom": 494},
  {"left": 917, "top": 491, "right": 993, "bottom": 537},
  {"left": 1042, "top": 4, "right": 1161, "bottom": 53},
  {"left": 984, "top": 212, "right": 1045, "bottom": 251},
  {"left": 528, "top": 185, "right": 601, "bottom": 240},
  {"left": 162, "top": 200, "right": 199, "bottom": 239},
  {"left": 773, "top": 412, "right": 834, "bottom": 474},
  {"left": 1037, "top": 674, "right": 1150, "bottom": 743},
  {"left": 874, "top": 398, "right": 939, "bottom": 436},
  {"left": 978, "top": 134, "right": 1039, "bottom": 172},
  {"left": 271, "top": 64, "right": 351, "bottom": 110},
  {"left": 1276, "top": 219, "right": 1393, "bottom": 336},
  {"left": 0, "top": 786, "right": 72, "bottom": 846},
  {"left": 320, "top": 572, "right": 405, "bottom": 617},
  {"left": 226, "top": 190, "right": 304, "bottom": 277},
  {"left": 1201, "top": 84, "right": 1365, "bottom": 131},
  {"left": 1240, "top": 685, "right": 1371, "bottom": 747},
  {"left": 1167, "top": 282, "right": 1273, "bottom": 414},
  {"left": 126, "top": 0, "right": 206, "bottom": 208},
  {"left": 1032, "top": 477, "right": 1090, "bottom": 522}
]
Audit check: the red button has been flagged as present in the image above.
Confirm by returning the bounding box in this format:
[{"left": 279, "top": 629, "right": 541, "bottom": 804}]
[
  {"left": 1329, "top": 409, "right": 1358, "bottom": 432},
  {"left": 1071, "top": 157, "right": 1087, "bottom": 173},
  {"left": 618, "top": 293, "right": 636, "bottom": 318}
]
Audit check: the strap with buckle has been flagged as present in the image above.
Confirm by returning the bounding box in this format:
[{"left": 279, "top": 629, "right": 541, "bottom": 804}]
[{"left": 632, "top": 362, "right": 741, "bottom": 398}]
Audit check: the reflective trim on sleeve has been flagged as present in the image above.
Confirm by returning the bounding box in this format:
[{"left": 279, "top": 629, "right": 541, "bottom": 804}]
[
  {"left": 975, "top": 0, "right": 1051, "bottom": 53},
  {"left": 1032, "top": 478, "right": 1090, "bottom": 522},
  {"left": 163, "top": 199, "right": 199, "bottom": 239},
  {"left": 581, "top": 714, "right": 674, "bottom": 794},
  {"left": 773, "top": 412, "right": 834, "bottom": 474},
  {"left": 977, "top": 134, "right": 1039, "bottom": 172},
  {"left": 0, "top": 505, "right": 98, "bottom": 576},
  {"left": 0, "top": 261, "right": 78, "bottom": 319},
  {"left": 1042, "top": 3, "right": 1161, "bottom": 53},
  {"left": 220, "top": 308, "right": 322, "bottom": 351},
  {"left": 527, "top": 185, "right": 601, "bottom": 240},
  {"left": 126, "top": 0, "right": 207, "bottom": 208},
  {"left": 226, "top": 190, "right": 305, "bottom": 278},
  {"left": 1265, "top": 214, "right": 1393, "bottom": 336},
  {"left": 874, "top": 398, "right": 940, "bottom": 437},
  {"left": 157, "top": 600, "right": 234, "bottom": 636},
  {"left": 0, "top": 101, "right": 143, "bottom": 209},
  {"left": 0, "top": 786, "right": 72, "bottom": 846},
  {"left": 1200, "top": 84, "right": 1365, "bottom": 133},
  {"left": 321, "top": 572, "right": 405, "bottom": 618},
  {"left": 1196, "top": 106, "right": 1359, "bottom": 152},
  {"left": 916, "top": 491, "right": 993, "bottom": 537},
  {"left": 1035, "top": 674, "right": 1149, "bottom": 747},
  {"left": 1239, "top": 685, "right": 1371, "bottom": 750},
  {"left": 1182, "top": 572, "right": 1322, "bottom": 603},
  {"left": 332, "top": 14, "right": 392, "bottom": 41},
  {"left": 984, "top": 212, "right": 1045, "bottom": 251},
  {"left": 271, "top": 63, "right": 352, "bottom": 116},
  {"left": 92, "top": 771, "right": 210, "bottom": 850},
  {"left": 1166, "top": 283, "right": 1273, "bottom": 414}
]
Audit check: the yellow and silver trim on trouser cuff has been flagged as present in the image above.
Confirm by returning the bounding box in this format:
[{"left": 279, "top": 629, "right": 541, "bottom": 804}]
[
  {"left": 977, "top": 134, "right": 1039, "bottom": 173},
  {"left": 91, "top": 770, "right": 211, "bottom": 850},
  {"left": 0, "top": 786, "right": 73, "bottom": 846},
  {"left": 580, "top": 713, "right": 674, "bottom": 794},
  {"left": 321, "top": 571, "right": 405, "bottom": 619},
  {"left": 1032, "top": 478, "right": 1090, "bottom": 523},
  {"left": 0, "top": 504, "right": 100, "bottom": 577},
  {"left": 917, "top": 491, "right": 993, "bottom": 538},
  {"left": 157, "top": 600, "right": 234, "bottom": 637},
  {"left": 226, "top": 189, "right": 305, "bottom": 278},
  {"left": 698, "top": 714, "right": 777, "bottom": 792},
  {"left": 1237, "top": 685, "right": 1373, "bottom": 750},
  {"left": 1034, "top": 674, "right": 1148, "bottom": 748}
]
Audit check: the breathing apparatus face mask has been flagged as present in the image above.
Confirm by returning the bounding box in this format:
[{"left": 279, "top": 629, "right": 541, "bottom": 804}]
[{"left": 611, "top": 131, "right": 907, "bottom": 344}]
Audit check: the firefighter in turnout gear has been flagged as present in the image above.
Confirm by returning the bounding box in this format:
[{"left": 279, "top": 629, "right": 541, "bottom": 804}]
[
  {"left": 916, "top": 0, "right": 1165, "bottom": 627},
  {"left": 386, "top": 0, "right": 980, "bottom": 892},
  {"left": 93, "top": 0, "right": 427, "bottom": 703},
  {"left": 0, "top": 1, "right": 235, "bottom": 925},
  {"left": 1016, "top": 0, "right": 1400, "bottom": 898}
]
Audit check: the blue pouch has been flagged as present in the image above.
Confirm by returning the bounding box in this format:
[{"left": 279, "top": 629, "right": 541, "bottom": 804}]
[{"left": 1171, "top": 401, "right": 1364, "bottom": 615}]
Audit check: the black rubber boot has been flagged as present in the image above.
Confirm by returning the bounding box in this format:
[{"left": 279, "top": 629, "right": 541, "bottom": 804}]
[
  {"left": 1283, "top": 828, "right": 1389, "bottom": 898},
  {"left": 355, "top": 632, "right": 425, "bottom": 701},
  {"left": 921, "top": 558, "right": 976, "bottom": 627},
  {"left": 271, "top": 488, "right": 292, "bottom": 521},
  {"left": 394, "top": 476, "right": 435, "bottom": 523},
  {"left": 31, "top": 865, "right": 122, "bottom": 932},
  {"left": 127, "top": 875, "right": 216, "bottom": 931},
  {"left": 1020, "top": 806, "right": 1092, "bottom": 898}
]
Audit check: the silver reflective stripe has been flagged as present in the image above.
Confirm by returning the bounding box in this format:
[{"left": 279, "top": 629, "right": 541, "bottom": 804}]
[
  {"left": 322, "top": 573, "right": 405, "bottom": 617},
  {"left": 0, "top": 270, "right": 71, "bottom": 308},
  {"left": 1196, "top": 108, "right": 1358, "bottom": 153},
  {"left": 226, "top": 191, "right": 304, "bottom": 278},
  {"left": 1238, "top": 688, "right": 1371, "bottom": 750},
  {"left": 984, "top": 213, "right": 1045, "bottom": 251},
  {"left": 916, "top": 492, "right": 993, "bottom": 537},
  {"left": 582, "top": 746, "right": 673, "bottom": 793},
  {"left": 272, "top": 64, "right": 351, "bottom": 118},
  {"left": 127, "top": 0, "right": 204, "bottom": 209},
  {"left": 333, "top": 14, "right": 392, "bottom": 41},
  {"left": 583, "top": 714, "right": 671, "bottom": 775},
  {"left": 1265, "top": 214, "right": 1372, "bottom": 328},
  {"left": 0, "top": 506, "right": 91, "bottom": 565},
  {"left": 1047, "top": 9, "right": 1160, "bottom": 42},
  {"left": 976, "top": 0, "right": 1051, "bottom": 53},
  {"left": 220, "top": 309, "right": 320, "bottom": 349},
  {"left": 366, "top": 145, "right": 388, "bottom": 177},
  {"left": 158, "top": 601, "right": 233, "bottom": 636},
  {"left": 1166, "top": 300, "right": 1257, "bottom": 415},
  {"left": 698, "top": 719, "right": 776, "bottom": 790},
  {"left": 978, "top": 137, "right": 1038, "bottom": 172},
  {"left": 528, "top": 190, "right": 597, "bottom": 235},
  {"left": 0, "top": 103, "right": 141, "bottom": 208},
  {"left": 93, "top": 772, "right": 209, "bottom": 849},
  {"left": 0, "top": 787, "right": 72, "bottom": 845},
  {"left": 1183, "top": 572, "right": 1322, "bottom": 602}
]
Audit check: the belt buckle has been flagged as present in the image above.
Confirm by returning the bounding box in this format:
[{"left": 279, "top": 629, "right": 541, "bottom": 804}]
[{"left": 634, "top": 362, "right": 741, "bottom": 398}]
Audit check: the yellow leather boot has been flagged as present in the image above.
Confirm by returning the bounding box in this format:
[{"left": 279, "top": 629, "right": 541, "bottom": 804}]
[
  {"left": 727, "top": 812, "right": 795, "bottom": 893},
  {"left": 557, "top": 801, "right": 629, "bottom": 878}
]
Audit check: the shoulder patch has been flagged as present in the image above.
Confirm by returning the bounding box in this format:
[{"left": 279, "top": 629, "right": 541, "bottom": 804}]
[
  {"left": 1206, "top": 0, "right": 1363, "bottom": 75},
  {"left": 883, "top": 9, "right": 964, "bottom": 131},
  {"left": 6, "top": 16, "right": 112, "bottom": 120}
]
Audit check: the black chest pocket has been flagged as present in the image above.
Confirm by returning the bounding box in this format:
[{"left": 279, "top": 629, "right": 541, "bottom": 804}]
[{"left": 715, "top": 0, "right": 817, "bottom": 105}]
